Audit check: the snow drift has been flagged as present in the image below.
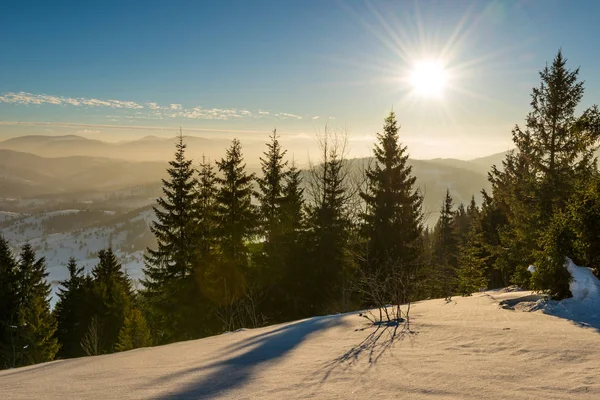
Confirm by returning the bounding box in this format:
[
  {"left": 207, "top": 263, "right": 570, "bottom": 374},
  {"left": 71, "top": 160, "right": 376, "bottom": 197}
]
[{"left": 527, "top": 258, "right": 600, "bottom": 330}]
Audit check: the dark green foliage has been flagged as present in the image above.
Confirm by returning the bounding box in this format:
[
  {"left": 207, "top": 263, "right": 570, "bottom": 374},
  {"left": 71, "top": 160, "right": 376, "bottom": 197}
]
[
  {"left": 567, "top": 175, "right": 600, "bottom": 276},
  {"left": 257, "top": 130, "right": 288, "bottom": 244},
  {"left": 306, "top": 128, "right": 355, "bottom": 313},
  {"left": 11, "top": 244, "right": 59, "bottom": 367},
  {"left": 0, "top": 236, "right": 19, "bottom": 368},
  {"left": 457, "top": 225, "right": 488, "bottom": 296},
  {"left": 89, "top": 248, "right": 132, "bottom": 354},
  {"left": 115, "top": 308, "right": 152, "bottom": 352},
  {"left": 433, "top": 190, "right": 459, "bottom": 299},
  {"left": 213, "top": 139, "right": 257, "bottom": 310},
  {"left": 359, "top": 111, "right": 423, "bottom": 305},
  {"left": 54, "top": 257, "right": 90, "bottom": 359},
  {"left": 143, "top": 131, "right": 200, "bottom": 343},
  {"left": 276, "top": 161, "right": 307, "bottom": 319},
  {"left": 531, "top": 212, "right": 574, "bottom": 299},
  {"left": 489, "top": 51, "right": 599, "bottom": 296}
]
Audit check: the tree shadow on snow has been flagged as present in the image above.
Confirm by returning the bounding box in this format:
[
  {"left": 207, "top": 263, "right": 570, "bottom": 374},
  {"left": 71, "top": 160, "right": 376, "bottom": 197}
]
[
  {"left": 153, "top": 315, "right": 344, "bottom": 399},
  {"left": 320, "top": 316, "right": 416, "bottom": 383}
]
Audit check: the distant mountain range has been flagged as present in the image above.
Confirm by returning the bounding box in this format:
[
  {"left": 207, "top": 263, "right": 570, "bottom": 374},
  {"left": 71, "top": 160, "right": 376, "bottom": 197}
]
[
  {"left": 0, "top": 134, "right": 288, "bottom": 164},
  {"left": 0, "top": 134, "right": 513, "bottom": 223}
]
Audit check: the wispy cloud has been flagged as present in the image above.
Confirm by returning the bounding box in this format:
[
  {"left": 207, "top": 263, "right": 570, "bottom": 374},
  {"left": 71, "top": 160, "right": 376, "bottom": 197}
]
[
  {"left": 0, "top": 92, "right": 144, "bottom": 109},
  {"left": 0, "top": 91, "right": 315, "bottom": 122},
  {"left": 312, "top": 116, "right": 320, "bottom": 120},
  {"left": 277, "top": 113, "right": 303, "bottom": 120}
]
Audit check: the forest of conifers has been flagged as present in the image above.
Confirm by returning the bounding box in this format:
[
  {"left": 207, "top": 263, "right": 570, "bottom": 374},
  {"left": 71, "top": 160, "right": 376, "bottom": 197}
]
[{"left": 1, "top": 50, "right": 599, "bottom": 369}]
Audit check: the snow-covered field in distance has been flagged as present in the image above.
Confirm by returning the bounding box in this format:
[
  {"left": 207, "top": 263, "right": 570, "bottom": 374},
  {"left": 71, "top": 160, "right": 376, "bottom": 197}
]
[
  {"left": 0, "top": 207, "right": 156, "bottom": 306},
  {"left": 2, "top": 265, "right": 599, "bottom": 399}
]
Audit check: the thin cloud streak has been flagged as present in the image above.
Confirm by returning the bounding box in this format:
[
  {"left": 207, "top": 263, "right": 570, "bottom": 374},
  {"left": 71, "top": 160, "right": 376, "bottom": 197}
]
[{"left": 0, "top": 91, "right": 316, "bottom": 122}]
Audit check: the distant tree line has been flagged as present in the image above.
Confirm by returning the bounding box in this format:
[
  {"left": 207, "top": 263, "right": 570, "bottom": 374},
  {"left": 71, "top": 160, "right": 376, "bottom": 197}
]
[{"left": 1, "top": 50, "right": 599, "bottom": 369}]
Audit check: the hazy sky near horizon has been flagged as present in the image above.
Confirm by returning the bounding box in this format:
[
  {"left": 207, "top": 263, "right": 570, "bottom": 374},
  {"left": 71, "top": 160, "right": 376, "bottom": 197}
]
[{"left": 1, "top": 0, "right": 600, "bottom": 159}]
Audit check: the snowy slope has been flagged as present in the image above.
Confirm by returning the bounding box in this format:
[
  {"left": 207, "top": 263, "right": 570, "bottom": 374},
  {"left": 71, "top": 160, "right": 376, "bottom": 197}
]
[
  {"left": 523, "top": 259, "right": 600, "bottom": 330},
  {"left": 1, "top": 290, "right": 599, "bottom": 399}
]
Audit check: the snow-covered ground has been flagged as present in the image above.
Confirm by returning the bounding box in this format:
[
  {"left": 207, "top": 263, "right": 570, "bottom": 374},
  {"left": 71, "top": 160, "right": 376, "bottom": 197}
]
[
  {"left": 0, "top": 208, "right": 156, "bottom": 306},
  {"left": 517, "top": 259, "right": 600, "bottom": 331},
  {"left": 1, "top": 285, "right": 599, "bottom": 399}
]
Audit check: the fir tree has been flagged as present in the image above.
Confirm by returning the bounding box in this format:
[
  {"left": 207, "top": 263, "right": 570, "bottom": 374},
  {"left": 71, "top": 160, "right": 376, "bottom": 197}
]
[
  {"left": 271, "top": 159, "right": 307, "bottom": 320},
  {"left": 143, "top": 131, "right": 199, "bottom": 342},
  {"left": 0, "top": 236, "right": 18, "bottom": 369},
  {"left": 13, "top": 244, "right": 59, "bottom": 367},
  {"left": 195, "top": 156, "right": 219, "bottom": 267},
  {"left": 90, "top": 248, "right": 132, "bottom": 353},
  {"left": 115, "top": 308, "right": 152, "bottom": 352},
  {"left": 214, "top": 138, "right": 257, "bottom": 308},
  {"left": 457, "top": 224, "right": 488, "bottom": 296},
  {"left": 257, "top": 129, "right": 288, "bottom": 244},
  {"left": 466, "top": 195, "right": 480, "bottom": 222},
  {"left": 215, "top": 138, "right": 257, "bottom": 264},
  {"left": 434, "top": 190, "right": 459, "bottom": 300},
  {"left": 54, "top": 257, "right": 89, "bottom": 358},
  {"left": 306, "top": 127, "right": 354, "bottom": 313},
  {"left": 491, "top": 51, "right": 600, "bottom": 295},
  {"left": 359, "top": 111, "right": 423, "bottom": 304}
]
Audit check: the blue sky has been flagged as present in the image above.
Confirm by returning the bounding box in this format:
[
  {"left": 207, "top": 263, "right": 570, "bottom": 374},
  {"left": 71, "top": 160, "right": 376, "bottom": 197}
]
[{"left": 1, "top": 0, "right": 600, "bottom": 159}]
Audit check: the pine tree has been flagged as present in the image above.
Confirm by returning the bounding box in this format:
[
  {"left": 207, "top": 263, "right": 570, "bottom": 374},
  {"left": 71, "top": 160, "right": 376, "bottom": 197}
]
[
  {"left": 54, "top": 257, "right": 89, "bottom": 358},
  {"left": 215, "top": 138, "right": 257, "bottom": 264},
  {"left": 434, "top": 190, "right": 459, "bottom": 300},
  {"left": 271, "top": 159, "right": 307, "bottom": 320},
  {"left": 90, "top": 248, "right": 132, "bottom": 354},
  {"left": 0, "top": 236, "right": 19, "bottom": 369},
  {"left": 359, "top": 111, "right": 423, "bottom": 304},
  {"left": 143, "top": 131, "right": 198, "bottom": 342},
  {"left": 12, "top": 244, "right": 59, "bottom": 367},
  {"left": 568, "top": 175, "right": 600, "bottom": 277},
  {"left": 457, "top": 224, "right": 488, "bottom": 296},
  {"left": 257, "top": 129, "right": 288, "bottom": 244},
  {"left": 491, "top": 51, "right": 600, "bottom": 295},
  {"left": 115, "top": 308, "right": 152, "bottom": 352},
  {"left": 453, "top": 203, "right": 471, "bottom": 245},
  {"left": 466, "top": 195, "right": 480, "bottom": 222},
  {"left": 213, "top": 139, "right": 257, "bottom": 310},
  {"left": 195, "top": 156, "right": 218, "bottom": 267},
  {"left": 306, "top": 127, "right": 354, "bottom": 313},
  {"left": 187, "top": 155, "right": 220, "bottom": 336}
]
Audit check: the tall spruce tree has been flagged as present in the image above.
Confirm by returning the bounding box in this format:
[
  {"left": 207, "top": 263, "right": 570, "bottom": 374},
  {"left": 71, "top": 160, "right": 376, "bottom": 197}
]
[
  {"left": 359, "top": 111, "right": 423, "bottom": 303},
  {"left": 434, "top": 190, "right": 459, "bottom": 300},
  {"left": 189, "top": 155, "right": 220, "bottom": 336},
  {"left": 277, "top": 160, "right": 307, "bottom": 319},
  {"left": 0, "top": 236, "right": 19, "bottom": 369},
  {"left": 490, "top": 51, "right": 600, "bottom": 296},
  {"left": 143, "top": 131, "right": 199, "bottom": 342},
  {"left": 54, "top": 257, "right": 89, "bottom": 358},
  {"left": 195, "top": 156, "right": 218, "bottom": 268},
  {"left": 255, "top": 130, "right": 291, "bottom": 318},
  {"left": 457, "top": 222, "right": 488, "bottom": 296},
  {"left": 257, "top": 130, "right": 288, "bottom": 244},
  {"left": 306, "top": 127, "right": 354, "bottom": 313},
  {"left": 214, "top": 138, "right": 257, "bottom": 304},
  {"left": 12, "top": 244, "right": 59, "bottom": 367},
  {"left": 90, "top": 248, "right": 132, "bottom": 354}
]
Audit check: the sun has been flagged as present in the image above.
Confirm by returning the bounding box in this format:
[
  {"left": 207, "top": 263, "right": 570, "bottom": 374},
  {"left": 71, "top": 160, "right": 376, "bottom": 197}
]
[{"left": 409, "top": 60, "right": 448, "bottom": 98}]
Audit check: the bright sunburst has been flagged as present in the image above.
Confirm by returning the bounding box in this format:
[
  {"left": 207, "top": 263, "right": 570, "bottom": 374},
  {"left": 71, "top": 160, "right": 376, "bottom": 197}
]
[{"left": 409, "top": 60, "right": 448, "bottom": 98}]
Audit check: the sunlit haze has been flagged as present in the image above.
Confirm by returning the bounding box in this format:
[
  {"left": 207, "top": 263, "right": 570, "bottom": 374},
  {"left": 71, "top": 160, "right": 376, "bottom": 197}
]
[{"left": 2, "top": 0, "right": 600, "bottom": 161}]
